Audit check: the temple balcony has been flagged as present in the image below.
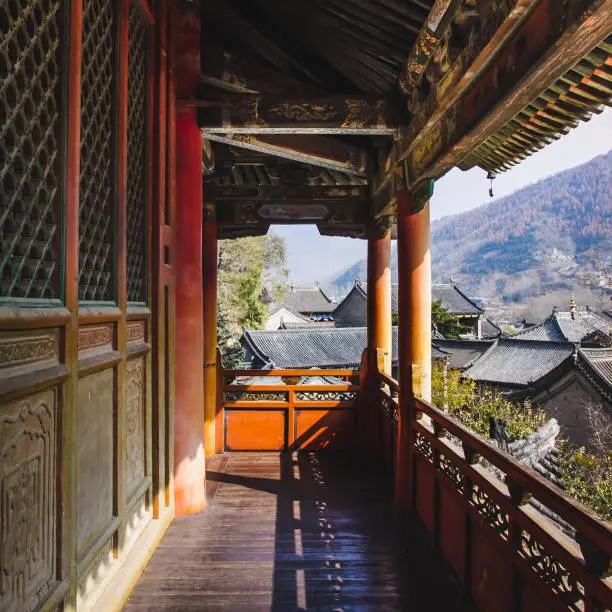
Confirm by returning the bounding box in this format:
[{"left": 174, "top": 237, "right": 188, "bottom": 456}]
[
  {"left": 2, "top": 0, "right": 611, "bottom": 610},
  {"left": 125, "top": 365, "right": 612, "bottom": 611}
]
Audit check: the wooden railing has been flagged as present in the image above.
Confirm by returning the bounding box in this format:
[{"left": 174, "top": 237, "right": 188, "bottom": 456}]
[
  {"left": 220, "top": 368, "right": 361, "bottom": 452},
  {"left": 376, "top": 369, "right": 612, "bottom": 612}
]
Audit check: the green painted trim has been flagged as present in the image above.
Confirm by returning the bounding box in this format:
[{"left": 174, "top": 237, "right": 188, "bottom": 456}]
[
  {"left": 0, "top": 298, "right": 64, "bottom": 309},
  {"left": 142, "top": 21, "right": 151, "bottom": 306},
  {"left": 58, "top": 0, "right": 72, "bottom": 306},
  {"left": 411, "top": 179, "right": 435, "bottom": 214}
]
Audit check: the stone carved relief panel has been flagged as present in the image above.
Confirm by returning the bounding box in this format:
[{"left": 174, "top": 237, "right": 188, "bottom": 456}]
[
  {"left": 0, "top": 389, "right": 57, "bottom": 612},
  {"left": 76, "top": 368, "right": 114, "bottom": 553},
  {"left": 125, "top": 357, "right": 146, "bottom": 498}
]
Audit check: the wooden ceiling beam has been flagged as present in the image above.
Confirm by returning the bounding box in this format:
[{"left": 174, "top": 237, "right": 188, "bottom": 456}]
[
  {"left": 200, "top": 1, "right": 320, "bottom": 84},
  {"left": 204, "top": 133, "right": 370, "bottom": 176},
  {"left": 200, "top": 48, "right": 324, "bottom": 97},
  {"left": 198, "top": 95, "right": 397, "bottom": 135}
]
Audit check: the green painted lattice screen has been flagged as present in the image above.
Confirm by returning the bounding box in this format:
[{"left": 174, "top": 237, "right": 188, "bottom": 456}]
[
  {"left": 78, "top": 0, "right": 116, "bottom": 302},
  {"left": 126, "top": 4, "right": 149, "bottom": 304},
  {"left": 0, "top": 0, "right": 64, "bottom": 301}
]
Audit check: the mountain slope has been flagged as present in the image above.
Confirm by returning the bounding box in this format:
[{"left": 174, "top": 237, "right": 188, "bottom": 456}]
[{"left": 325, "top": 151, "right": 612, "bottom": 307}]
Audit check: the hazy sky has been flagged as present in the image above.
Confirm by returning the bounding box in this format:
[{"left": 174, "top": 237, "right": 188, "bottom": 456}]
[{"left": 273, "top": 107, "right": 612, "bottom": 284}]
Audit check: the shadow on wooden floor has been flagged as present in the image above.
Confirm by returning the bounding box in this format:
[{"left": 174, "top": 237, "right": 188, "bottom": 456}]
[{"left": 124, "top": 452, "right": 468, "bottom": 611}]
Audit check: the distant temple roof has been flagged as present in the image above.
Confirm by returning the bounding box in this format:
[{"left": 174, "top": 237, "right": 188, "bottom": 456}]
[
  {"left": 432, "top": 284, "right": 484, "bottom": 316},
  {"left": 338, "top": 281, "right": 482, "bottom": 317},
  {"left": 281, "top": 284, "right": 335, "bottom": 314},
  {"left": 243, "top": 326, "right": 449, "bottom": 369},
  {"left": 576, "top": 347, "right": 612, "bottom": 403},
  {"left": 462, "top": 339, "right": 575, "bottom": 387},
  {"left": 509, "top": 310, "right": 611, "bottom": 344}
]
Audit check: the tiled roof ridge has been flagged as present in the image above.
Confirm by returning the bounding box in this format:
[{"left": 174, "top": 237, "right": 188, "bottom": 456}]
[
  {"left": 291, "top": 283, "right": 332, "bottom": 297},
  {"left": 334, "top": 283, "right": 367, "bottom": 313},
  {"left": 497, "top": 337, "right": 575, "bottom": 348},
  {"left": 574, "top": 310, "right": 612, "bottom": 338}
]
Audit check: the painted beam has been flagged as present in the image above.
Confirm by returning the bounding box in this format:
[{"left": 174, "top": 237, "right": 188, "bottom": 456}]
[
  {"left": 204, "top": 132, "right": 369, "bottom": 176},
  {"left": 198, "top": 95, "right": 396, "bottom": 135},
  {"left": 215, "top": 199, "right": 369, "bottom": 226},
  {"left": 398, "top": 0, "right": 462, "bottom": 95}
]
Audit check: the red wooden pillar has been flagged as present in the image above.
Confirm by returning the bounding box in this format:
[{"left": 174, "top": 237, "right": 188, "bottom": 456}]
[
  {"left": 396, "top": 188, "right": 432, "bottom": 508},
  {"left": 367, "top": 220, "right": 393, "bottom": 376},
  {"left": 364, "top": 220, "right": 392, "bottom": 455},
  {"left": 203, "top": 203, "right": 218, "bottom": 454},
  {"left": 172, "top": 5, "right": 205, "bottom": 515}
]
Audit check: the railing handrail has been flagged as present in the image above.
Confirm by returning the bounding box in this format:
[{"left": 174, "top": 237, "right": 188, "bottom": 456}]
[
  {"left": 378, "top": 371, "right": 398, "bottom": 393},
  {"left": 375, "top": 367, "right": 611, "bottom": 549},
  {"left": 224, "top": 368, "right": 357, "bottom": 378},
  {"left": 376, "top": 366, "right": 611, "bottom": 547},
  {"left": 413, "top": 396, "right": 612, "bottom": 550},
  {"left": 224, "top": 383, "right": 359, "bottom": 393}
]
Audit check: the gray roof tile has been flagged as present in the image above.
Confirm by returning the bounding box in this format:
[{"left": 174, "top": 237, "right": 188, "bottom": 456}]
[
  {"left": 462, "top": 339, "right": 574, "bottom": 387},
  {"left": 510, "top": 310, "right": 611, "bottom": 343},
  {"left": 434, "top": 340, "right": 494, "bottom": 369},
  {"left": 432, "top": 284, "right": 484, "bottom": 315},
  {"left": 244, "top": 326, "right": 448, "bottom": 368},
  {"left": 357, "top": 283, "right": 479, "bottom": 316},
  {"left": 576, "top": 347, "right": 612, "bottom": 400},
  {"left": 282, "top": 287, "right": 335, "bottom": 314}
]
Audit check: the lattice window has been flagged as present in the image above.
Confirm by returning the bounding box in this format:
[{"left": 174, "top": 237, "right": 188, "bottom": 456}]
[
  {"left": 126, "top": 5, "right": 149, "bottom": 303},
  {"left": 79, "top": 0, "right": 116, "bottom": 302},
  {"left": 1, "top": 0, "right": 63, "bottom": 301}
]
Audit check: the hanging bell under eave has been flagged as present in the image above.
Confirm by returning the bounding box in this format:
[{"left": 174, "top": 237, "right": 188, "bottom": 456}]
[{"left": 486, "top": 171, "right": 496, "bottom": 198}]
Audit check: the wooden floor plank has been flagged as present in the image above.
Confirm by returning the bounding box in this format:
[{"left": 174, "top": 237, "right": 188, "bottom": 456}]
[{"left": 124, "top": 452, "right": 467, "bottom": 611}]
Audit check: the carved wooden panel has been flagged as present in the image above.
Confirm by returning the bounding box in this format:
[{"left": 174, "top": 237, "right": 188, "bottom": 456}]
[
  {"left": 126, "top": 320, "right": 146, "bottom": 344},
  {"left": 126, "top": 357, "right": 146, "bottom": 498},
  {"left": 0, "top": 389, "right": 58, "bottom": 612},
  {"left": 78, "top": 324, "right": 114, "bottom": 357},
  {"left": 0, "top": 330, "right": 60, "bottom": 374},
  {"left": 76, "top": 368, "right": 114, "bottom": 552}
]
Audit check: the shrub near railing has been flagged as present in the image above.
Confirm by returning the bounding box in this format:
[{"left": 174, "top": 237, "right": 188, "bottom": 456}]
[{"left": 376, "top": 370, "right": 612, "bottom": 612}]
